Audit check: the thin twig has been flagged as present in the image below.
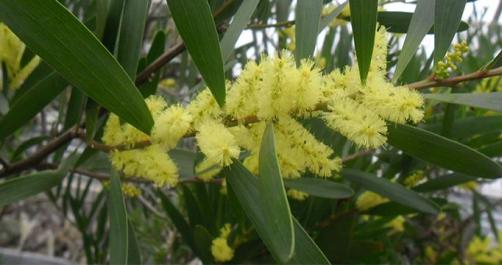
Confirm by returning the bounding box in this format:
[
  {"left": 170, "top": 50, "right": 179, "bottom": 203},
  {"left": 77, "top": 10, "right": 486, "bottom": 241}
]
[
  {"left": 247, "top": 20, "right": 295, "bottom": 29},
  {"left": 407, "top": 66, "right": 502, "bottom": 89},
  {"left": 342, "top": 149, "right": 374, "bottom": 163}
]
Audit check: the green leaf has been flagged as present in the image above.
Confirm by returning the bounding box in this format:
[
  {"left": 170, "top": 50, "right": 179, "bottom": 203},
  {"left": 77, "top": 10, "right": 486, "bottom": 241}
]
[
  {"left": 0, "top": 72, "right": 67, "bottom": 140},
  {"left": 375, "top": 11, "right": 468, "bottom": 34},
  {"left": 413, "top": 173, "right": 476, "bottom": 193},
  {"left": 258, "top": 122, "right": 294, "bottom": 262},
  {"left": 392, "top": 0, "right": 434, "bottom": 82},
  {"left": 158, "top": 191, "right": 195, "bottom": 248},
  {"left": 295, "top": 0, "right": 323, "bottom": 64},
  {"left": 117, "top": 0, "right": 150, "bottom": 78},
  {"left": 224, "top": 161, "right": 330, "bottom": 264},
  {"left": 342, "top": 169, "right": 439, "bottom": 214},
  {"left": 0, "top": 170, "right": 63, "bottom": 208},
  {"left": 166, "top": 0, "right": 226, "bottom": 106},
  {"left": 169, "top": 149, "right": 197, "bottom": 179},
  {"left": 138, "top": 30, "right": 167, "bottom": 98},
  {"left": 63, "top": 87, "right": 86, "bottom": 130},
  {"left": 0, "top": 0, "right": 154, "bottom": 133},
  {"left": 349, "top": 0, "right": 378, "bottom": 83},
  {"left": 434, "top": 0, "right": 467, "bottom": 63},
  {"left": 484, "top": 50, "right": 502, "bottom": 70},
  {"left": 284, "top": 178, "right": 354, "bottom": 199},
  {"left": 102, "top": 0, "right": 125, "bottom": 51},
  {"left": 388, "top": 123, "right": 502, "bottom": 179},
  {"left": 193, "top": 225, "right": 214, "bottom": 264},
  {"left": 479, "top": 142, "right": 502, "bottom": 157},
  {"left": 424, "top": 116, "right": 502, "bottom": 139},
  {"left": 127, "top": 221, "right": 142, "bottom": 265},
  {"left": 220, "top": 0, "right": 260, "bottom": 61},
  {"left": 424, "top": 92, "right": 502, "bottom": 113},
  {"left": 108, "top": 173, "right": 128, "bottom": 265}
]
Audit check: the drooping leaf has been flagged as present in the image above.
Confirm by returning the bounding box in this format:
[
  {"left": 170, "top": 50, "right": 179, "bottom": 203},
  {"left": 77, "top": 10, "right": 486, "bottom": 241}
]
[
  {"left": 284, "top": 178, "right": 354, "bottom": 199},
  {"left": 224, "top": 162, "right": 330, "bottom": 264},
  {"left": 258, "top": 122, "right": 295, "bottom": 262},
  {"left": 388, "top": 123, "right": 502, "bottom": 179},
  {"left": 424, "top": 92, "right": 502, "bottom": 113},
  {"left": 375, "top": 11, "right": 468, "bottom": 34},
  {"left": 0, "top": 72, "right": 67, "bottom": 140},
  {"left": 0, "top": 0, "right": 154, "bottom": 133},
  {"left": 343, "top": 169, "right": 439, "bottom": 214},
  {"left": 424, "top": 116, "right": 502, "bottom": 139},
  {"left": 434, "top": 0, "right": 467, "bottom": 63},
  {"left": 349, "top": 0, "right": 378, "bottom": 83},
  {"left": 166, "top": 0, "right": 226, "bottom": 106},
  {"left": 117, "top": 0, "right": 150, "bottom": 78},
  {"left": 108, "top": 173, "right": 128, "bottom": 265},
  {"left": 295, "top": 0, "right": 323, "bottom": 64},
  {"left": 393, "top": 0, "right": 435, "bottom": 82},
  {"left": 220, "top": 0, "right": 260, "bottom": 61}
]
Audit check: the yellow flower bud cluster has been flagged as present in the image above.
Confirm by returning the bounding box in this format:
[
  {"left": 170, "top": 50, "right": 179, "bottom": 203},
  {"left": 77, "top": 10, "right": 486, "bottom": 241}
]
[
  {"left": 287, "top": 189, "right": 309, "bottom": 201},
  {"left": 211, "top": 223, "right": 234, "bottom": 263},
  {"left": 103, "top": 96, "right": 192, "bottom": 187},
  {"left": 103, "top": 27, "right": 423, "bottom": 185},
  {"left": 403, "top": 170, "right": 426, "bottom": 187},
  {"left": 0, "top": 23, "right": 40, "bottom": 91},
  {"left": 355, "top": 191, "right": 388, "bottom": 211},
  {"left": 434, "top": 41, "right": 469, "bottom": 79},
  {"left": 101, "top": 181, "right": 141, "bottom": 198}
]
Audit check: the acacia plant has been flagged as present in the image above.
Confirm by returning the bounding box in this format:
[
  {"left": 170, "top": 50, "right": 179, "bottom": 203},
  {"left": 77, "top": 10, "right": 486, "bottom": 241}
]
[{"left": 0, "top": 0, "right": 502, "bottom": 264}]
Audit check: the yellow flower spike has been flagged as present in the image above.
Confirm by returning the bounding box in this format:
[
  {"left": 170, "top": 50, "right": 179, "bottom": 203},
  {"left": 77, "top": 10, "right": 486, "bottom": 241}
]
[
  {"left": 0, "top": 23, "right": 25, "bottom": 78},
  {"left": 356, "top": 191, "right": 388, "bottom": 211},
  {"left": 151, "top": 105, "right": 192, "bottom": 149},
  {"left": 295, "top": 60, "right": 323, "bottom": 114},
  {"left": 324, "top": 98, "right": 387, "bottom": 149},
  {"left": 196, "top": 120, "right": 240, "bottom": 167},
  {"left": 287, "top": 189, "right": 309, "bottom": 201},
  {"left": 211, "top": 223, "right": 235, "bottom": 263},
  {"left": 121, "top": 183, "right": 142, "bottom": 198},
  {"left": 370, "top": 27, "right": 389, "bottom": 75},
  {"left": 187, "top": 88, "right": 223, "bottom": 129},
  {"left": 226, "top": 60, "right": 262, "bottom": 120}
]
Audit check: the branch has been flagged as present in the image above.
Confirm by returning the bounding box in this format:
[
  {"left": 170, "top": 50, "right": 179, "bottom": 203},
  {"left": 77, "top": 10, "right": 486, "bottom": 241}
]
[
  {"left": 407, "top": 66, "right": 502, "bottom": 89},
  {"left": 0, "top": 127, "right": 79, "bottom": 178}
]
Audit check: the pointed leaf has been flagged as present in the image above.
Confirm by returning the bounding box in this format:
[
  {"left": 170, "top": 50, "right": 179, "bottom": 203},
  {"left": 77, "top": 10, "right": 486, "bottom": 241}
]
[
  {"left": 284, "top": 178, "right": 354, "bottom": 199},
  {"left": 295, "top": 0, "right": 323, "bottom": 63},
  {"left": 424, "top": 92, "right": 502, "bottom": 113},
  {"left": 0, "top": 0, "right": 154, "bottom": 133},
  {"left": 434, "top": 0, "right": 467, "bottom": 63},
  {"left": 388, "top": 123, "right": 502, "bottom": 179},
  {"left": 127, "top": 221, "right": 142, "bottom": 265},
  {"left": 343, "top": 169, "right": 439, "bottom": 214},
  {"left": 258, "top": 122, "right": 294, "bottom": 262},
  {"left": 393, "top": 0, "right": 435, "bottom": 82},
  {"left": 166, "top": 0, "right": 226, "bottom": 106},
  {"left": 349, "top": 0, "right": 378, "bottom": 83}
]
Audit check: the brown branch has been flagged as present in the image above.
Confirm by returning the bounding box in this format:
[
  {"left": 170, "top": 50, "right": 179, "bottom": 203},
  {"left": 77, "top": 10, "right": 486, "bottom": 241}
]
[
  {"left": 247, "top": 20, "right": 295, "bottom": 29},
  {"left": 342, "top": 149, "right": 374, "bottom": 163},
  {"left": 0, "top": 127, "right": 80, "bottom": 178},
  {"left": 407, "top": 66, "right": 502, "bottom": 89}
]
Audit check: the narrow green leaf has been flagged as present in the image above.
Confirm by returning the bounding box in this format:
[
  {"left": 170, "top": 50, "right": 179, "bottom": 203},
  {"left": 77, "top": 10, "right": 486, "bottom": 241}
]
[
  {"left": 102, "top": 0, "right": 124, "bottom": 51},
  {"left": 224, "top": 161, "right": 330, "bottom": 264},
  {"left": 64, "top": 87, "right": 86, "bottom": 130},
  {"left": 139, "top": 30, "right": 166, "bottom": 98},
  {"left": 0, "top": 0, "right": 154, "bottom": 133},
  {"left": 295, "top": 0, "right": 323, "bottom": 64},
  {"left": 108, "top": 173, "right": 128, "bottom": 265},
  {"left": 166, "top": 0, "right": 226, "bottom": 106},
  {"left": 169, "top": 149, "right": 197, "bottom": 179},
  {"left": 413, "top": 173, "right": 477, "bottom": 193},
  {"left": 342, "top": 169, "right": 439, "bottom": 214},
  {"left": 484, "top": 50, "right": 502, "bottom": 70},
  {"left": 127, "top": 221, "right": 142, "bottom": 265},
  {"left": 424, "top": 116, "right": 502, "bottom": 139},
  {"left": 0, "top": 170, "right": 63, "bottom": 208},
  {"left": 220, "top": 0, "right": 260, "bottom": 61},
  {"left": 193, "top": 225, "right": 214, "bottom": 264},
  {"left": 349, "top": 0, "right": 378, "bottom": 83},
  {"left": 388, "top": 123, "right": 502, "bottom": 179},
  {"left": 479, "top": 141, "right": 502, "bottom": 157},
  {"left": 117, "top": 0, "right": 149, "bottom": 78},
  {"left": 284, "top": 178, "right": 354, "bottom": 199},
  {"left": 393, "top": 0, "right": 435, "bottom": 82},
  {"left": 434, "top": 0, "right": 467, "bottom": 63},
  {"left": 158, "top": 191, "right": 195, "bottom": 248},
  {"left": 424, "top": 92, "right": 502, "bottom": 113},
  {"left": 0, "top": 73, "right": 67, "bottom": 140},
  {"left": 258, "top": 122, "right": 294, "bottom": 262}
]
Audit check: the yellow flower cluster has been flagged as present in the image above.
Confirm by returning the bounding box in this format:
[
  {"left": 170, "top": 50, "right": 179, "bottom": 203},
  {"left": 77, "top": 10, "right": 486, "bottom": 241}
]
[
  {"left": 434, "top": 41, "right": 469, "bottom": 79},
  {"left": 101, "top": 181, "right": 141, "bottom": 198},
  {"left": 0, "top": 23, "right": 40, "bottom": 91},
  {"left": 103, "top": 27, "right": 423, "bottom": 185},
  {"left": 287, "top": 189, "right": 309, "bottom": 201},
  {"left": 466, "top": 234, "right": 502, "bottom": 264},
  {"left": 355, "top": 191, "right": 388, "bottom": 211},
  {"left": 404, "top": 171, "right": 426, "bottom": 187},
  {"left": 211, "top": 224, "right": 234, "bottom": 263},
  {"left": 103, "top": 96, "right": 191, "bottom": 186}
]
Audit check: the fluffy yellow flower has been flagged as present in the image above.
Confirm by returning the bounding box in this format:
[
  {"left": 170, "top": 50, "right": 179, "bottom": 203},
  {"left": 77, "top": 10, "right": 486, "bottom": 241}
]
[
  {"left": 356, "top": 191, "right": 388, "bottom": 211},
  {"left": 187, "top": 89, "right": 223, "bottom": 129},
  {"left": 195, "top": 158, "right": 222, "bottom": 182},
  {"left": 196, "top": 121, "right": 240, "bottom": 166},
  {"left": 121, "top": 183, "right": 142, "bottom": 198},
  {"left": 287, "top": 189, "right": 309, "bottom": 201},
  {"left": 324, "top": 98, "right": 387, "bottom": 149},
  {"left": 226, "top": 61, "right": 262, "bottom": 120},
  {"left": 211, "top": 224, "right": 234, "bottom": 263},
  {"left": 151, "top": 105, "right": 192, "bottom": 149},
  {"left": 110, "top": 145, "right": 179, "bottom": 187},
  {"left": 386, "top": 216, "right": 405, "bottom": 232}
]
